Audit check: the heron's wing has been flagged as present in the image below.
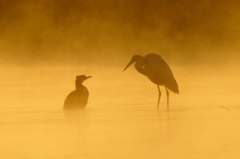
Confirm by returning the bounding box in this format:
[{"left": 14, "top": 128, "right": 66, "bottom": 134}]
[{"left": 145, "top": 53, "right": 179, "bottom": 94}]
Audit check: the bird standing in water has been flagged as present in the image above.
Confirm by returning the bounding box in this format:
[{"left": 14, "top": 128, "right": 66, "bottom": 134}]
[
  {"left": 63, "top": 75, "right": 91, "bottom": 109},
  {"left": 123, "top": 53, "right": 179, "bottom": 110}
]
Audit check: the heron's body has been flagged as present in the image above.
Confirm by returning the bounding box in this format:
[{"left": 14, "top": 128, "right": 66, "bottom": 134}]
[
  {"left": 123, "top": 53, "right": 179, "bottom": 109},
  {"left": 142, "top": 54, "right": 179, "bottom": 93},
  {"left": 63, "top": 75, "right": 91, "bottom": 109}
]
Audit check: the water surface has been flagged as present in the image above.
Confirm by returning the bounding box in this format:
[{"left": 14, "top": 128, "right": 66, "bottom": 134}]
[{"left": 0, "top": 66, "right": 239, "bottom": 158}]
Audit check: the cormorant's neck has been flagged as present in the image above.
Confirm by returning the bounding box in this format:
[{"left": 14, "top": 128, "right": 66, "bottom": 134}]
[{"left": 75, "top": 82, "right": 84, "bottom": 90}]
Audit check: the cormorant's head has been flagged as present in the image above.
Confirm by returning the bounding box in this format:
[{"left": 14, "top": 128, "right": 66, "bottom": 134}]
[{"left": 76, "top": 75, "right": 92, "bottom": 84}]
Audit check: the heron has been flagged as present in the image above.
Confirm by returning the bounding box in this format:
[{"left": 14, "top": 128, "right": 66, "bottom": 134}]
[
  {"left": 63, "top": 75, "right": 92, "bottom": 109},
  {"left": 123, "top": 53, "right": 179, "bottom": 109}
]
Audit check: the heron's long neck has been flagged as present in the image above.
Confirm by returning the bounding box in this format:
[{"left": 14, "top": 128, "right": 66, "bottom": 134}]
[{"left": 135, "top": 60, "right": 147, "bottom": 76}]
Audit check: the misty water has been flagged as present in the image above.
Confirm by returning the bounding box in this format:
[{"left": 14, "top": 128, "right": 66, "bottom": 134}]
[{"left": 0, "top": 66, "right": 240, "bottom": 159}]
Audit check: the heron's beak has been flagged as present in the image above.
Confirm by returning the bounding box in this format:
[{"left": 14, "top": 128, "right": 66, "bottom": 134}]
[{"left": 123, "top": 59, "right": 135, "bottom": 71}]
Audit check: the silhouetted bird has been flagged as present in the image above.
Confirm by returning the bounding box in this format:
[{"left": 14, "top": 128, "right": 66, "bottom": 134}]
[
  {"left": 63, "top": 75, "right": 91, "bottom": 109},
  {"left": 123, "top": 53, "right": 179, "bottom": 109}
]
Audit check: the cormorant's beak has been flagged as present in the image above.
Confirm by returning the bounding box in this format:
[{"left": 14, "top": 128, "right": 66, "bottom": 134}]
[
  {"left": 86, "top": 76, "right": 92, "bottom": 79},
  {"left": 123, "top": 59, "right": 135, "bottom": 71}
]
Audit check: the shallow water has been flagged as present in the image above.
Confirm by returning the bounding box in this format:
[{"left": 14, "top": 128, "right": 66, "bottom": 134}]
[{"left": 0, "top": 66, "right": 240, "bottom": 158}]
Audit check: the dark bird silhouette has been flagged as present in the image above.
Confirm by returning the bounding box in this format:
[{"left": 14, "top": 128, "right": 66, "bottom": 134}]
[
  {"left": 63, "top": 75, "right": 91, "bottom": 109},
  {"left": 123, "top": 53, "right": 179, "bottom": 109}
]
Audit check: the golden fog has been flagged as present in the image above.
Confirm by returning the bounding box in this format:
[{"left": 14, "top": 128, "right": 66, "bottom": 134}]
[
  {"left": 1, "top": 1, "right": 240, "bottom": 158},
  {"left": 0, "top": 0, "right": 240, "bottom": 67}
]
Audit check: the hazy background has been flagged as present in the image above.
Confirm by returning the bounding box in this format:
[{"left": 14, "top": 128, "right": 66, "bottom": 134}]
[
  {"left": 0, "top": 0, "right": 240, "bottom": 67},
  {"left": 1, "top": 1, "right": 240, "bottom": 158}
]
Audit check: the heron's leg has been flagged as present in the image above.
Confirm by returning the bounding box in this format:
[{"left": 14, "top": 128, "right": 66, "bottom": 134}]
[
  {"left": 165, "top": 86, "right": 169, "bottom": 111},
  {"left": 157, "top": 85, "right": 161, "bottom": 109}
]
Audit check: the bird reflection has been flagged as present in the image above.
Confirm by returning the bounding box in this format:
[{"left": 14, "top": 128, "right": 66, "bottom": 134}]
[
  {"left": 123, "top": 53, "right": 179, "bottom": 109},
  {"left": 63, "top": 75, "right": 91, "bottom": 109}
]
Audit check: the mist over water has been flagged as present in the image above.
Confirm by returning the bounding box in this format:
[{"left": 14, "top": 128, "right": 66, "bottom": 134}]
[
  {"left": 1, "top": 1, "right": 240, "bottom": 158},
  {"left": 0, "top": 0, "right": 240, "bottom": 66},
  {"left": 0, "top": 66, "right": 240, "bottom": 158}
]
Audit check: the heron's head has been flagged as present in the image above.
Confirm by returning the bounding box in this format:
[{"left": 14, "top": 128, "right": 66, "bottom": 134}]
[
  {"left": 76, "top": 75, "right": 92, "bottom": 84},
  {"left": 123, "top": 55, "right": 144, "bottom": 71}
]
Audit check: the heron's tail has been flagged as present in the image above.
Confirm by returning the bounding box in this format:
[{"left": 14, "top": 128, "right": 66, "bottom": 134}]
[{"left": 165, "top": 77, "right": 179, "bottom": 94}]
